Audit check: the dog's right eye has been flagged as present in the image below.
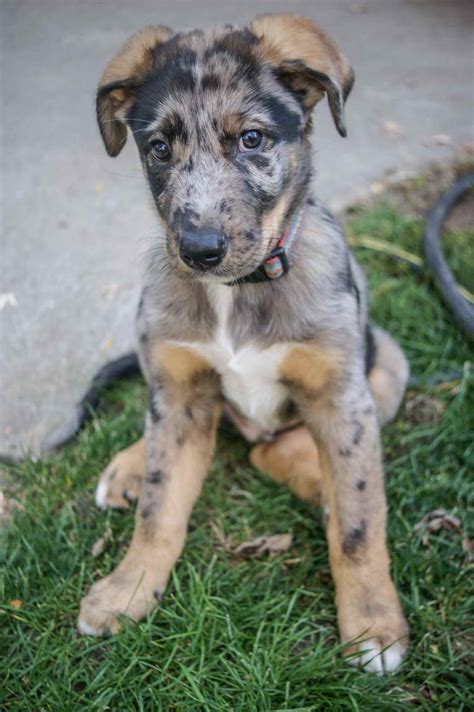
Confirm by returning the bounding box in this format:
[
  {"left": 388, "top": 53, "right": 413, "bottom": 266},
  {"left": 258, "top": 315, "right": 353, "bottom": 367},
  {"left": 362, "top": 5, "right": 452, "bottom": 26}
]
[{"left": 150, "top": 141, "right": 171, "bottom": 162}]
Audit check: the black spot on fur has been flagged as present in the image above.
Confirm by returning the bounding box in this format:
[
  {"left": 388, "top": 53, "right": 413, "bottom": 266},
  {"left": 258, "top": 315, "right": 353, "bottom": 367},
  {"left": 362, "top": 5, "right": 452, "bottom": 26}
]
[
  {"left": 338, "top": 447, "right": 352, "bottom": 457},
  {"left": 245, "top": 230, "right": 255, "bottom": 241},
  {"left": 220, "top": 199, "right": 232, "bottom": 215},
  {"left": 140, "top": 505, "right": 154, "bottom": 519},
  {"left": 201, "top": 73, "right": 221, "bottom": 91},
  {"left": 153, "top": 589, "right": 163, "bottom": 601},
  {"left": 145, "top": 161, "right": 170, "bottom": 202},
  {"left": 342, "top": 520, "right": 367, "bottom": 556},
  {"left": 250, "top": 154, "right": 271, "bottom": 170},
  {"left": 176, "top": 434, "right": 184, "bottom": 447},
  {"left": 171, "top": 204, "right": 200, "bottom": 231},
  {"left": 261, "top": 92, "right": 302, "bottom": 142},
  {"left": 336, "top": 251, "right": 355, "bottom": 294},
  {"left": 203, "top": 29, "right": 258, "bottom": 72},
  {"left": 352, "top": 421, "right": 364, "bottom": 446},
  {"left": 185, "top": 405, "right": 193, "bottom": 420},
  {"left": 145, "top": 470, "right": 163, "bottom": 484},
  {"left": 365, "top": 325, "right": 377, "bottom": 375},
  {"left": 356, "top": 480, "right": 366, "bottom": 491},
  {"left": 242, "top": 177, "right": 279, "bottom": 215},
  {"left": 353, "top": 282, "right": 361, "bottom": 312}
]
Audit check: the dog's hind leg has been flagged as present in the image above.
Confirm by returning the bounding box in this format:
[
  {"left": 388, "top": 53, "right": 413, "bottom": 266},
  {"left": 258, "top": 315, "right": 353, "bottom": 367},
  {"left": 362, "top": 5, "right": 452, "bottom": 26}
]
[
  {"left": 95, "top": 437, "right": 145, "bottom": 509},
  {"left": 368, "top": 327, "right": 409, "bottom": 426},
  {"left": 250, "top": 427, "right": 322, "bottom": 504}
]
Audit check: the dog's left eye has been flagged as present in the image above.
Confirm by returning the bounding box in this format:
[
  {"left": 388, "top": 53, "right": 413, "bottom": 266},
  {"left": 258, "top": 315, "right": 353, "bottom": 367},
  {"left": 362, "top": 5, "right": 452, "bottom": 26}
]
[
  {"left": 239, "top": 130, "right": 263, "bottom": 153},
  {"left": 150, "top": 140, "right": 171, "bottom": 161}
]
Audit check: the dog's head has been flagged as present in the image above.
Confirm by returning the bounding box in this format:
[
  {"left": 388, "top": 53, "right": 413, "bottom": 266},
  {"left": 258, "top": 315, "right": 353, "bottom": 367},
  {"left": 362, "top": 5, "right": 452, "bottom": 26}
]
[{"left": 97, "top": 15, "right": 353, "bottom": 281}]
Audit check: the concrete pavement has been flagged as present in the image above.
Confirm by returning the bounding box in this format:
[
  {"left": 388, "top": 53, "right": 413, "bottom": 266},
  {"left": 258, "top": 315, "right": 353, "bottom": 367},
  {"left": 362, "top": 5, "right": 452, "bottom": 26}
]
[{"left": 1, "top": 0, "right": 473, "bottom": 459}]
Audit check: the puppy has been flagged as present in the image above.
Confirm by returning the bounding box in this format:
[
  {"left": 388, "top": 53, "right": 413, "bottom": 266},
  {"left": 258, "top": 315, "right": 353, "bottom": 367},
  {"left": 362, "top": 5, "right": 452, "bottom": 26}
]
[{"left": 79, "top": 15, "right": 409, "bottom": 674}]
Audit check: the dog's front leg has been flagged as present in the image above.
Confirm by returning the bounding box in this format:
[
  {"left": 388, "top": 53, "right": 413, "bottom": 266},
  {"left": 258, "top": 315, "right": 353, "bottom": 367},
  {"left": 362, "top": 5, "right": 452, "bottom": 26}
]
[
  {"left": 310, "top": 384, "right": 408, "bottom": 672},
  {"left": 78, "top": 358, "right": 220, "bottom": 636},
  {"left": 282, "top": 344, "right": 408, "bottom": 672}
]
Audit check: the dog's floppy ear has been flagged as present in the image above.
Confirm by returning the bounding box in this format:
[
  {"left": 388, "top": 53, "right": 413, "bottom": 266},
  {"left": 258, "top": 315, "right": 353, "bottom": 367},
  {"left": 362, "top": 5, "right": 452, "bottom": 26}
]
[
  {"left": 251, "top": 14, "right": 354, "bottom": 137},
  {"left": 96, "top": 25, "right": 174, "bottom": 156}
]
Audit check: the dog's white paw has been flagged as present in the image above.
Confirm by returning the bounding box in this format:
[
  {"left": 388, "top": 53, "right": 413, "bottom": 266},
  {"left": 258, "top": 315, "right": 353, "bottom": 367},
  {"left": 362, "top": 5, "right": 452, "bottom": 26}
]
[{"left": 348, "top": 639, "right": 406, "bottom": 674}]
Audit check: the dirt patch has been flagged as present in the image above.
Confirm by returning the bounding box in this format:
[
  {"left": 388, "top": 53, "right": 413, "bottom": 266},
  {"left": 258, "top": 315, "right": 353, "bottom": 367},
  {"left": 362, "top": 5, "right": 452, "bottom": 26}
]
[{"left": 346, "top": 144, "right": 474, "bottom": 218}]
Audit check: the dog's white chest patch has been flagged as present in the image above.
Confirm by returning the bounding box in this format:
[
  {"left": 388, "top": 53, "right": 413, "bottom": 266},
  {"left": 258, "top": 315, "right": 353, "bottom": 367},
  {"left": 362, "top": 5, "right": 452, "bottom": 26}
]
[{"left": 176, "top": 284, "right": 291, "bottom": 431}]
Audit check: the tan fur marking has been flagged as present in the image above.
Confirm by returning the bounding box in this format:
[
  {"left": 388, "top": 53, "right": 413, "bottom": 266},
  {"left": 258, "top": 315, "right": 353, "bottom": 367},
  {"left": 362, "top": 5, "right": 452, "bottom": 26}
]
[
  {"left": 251, "top": 14, "right": 353, "bottom": 98},
  {"left": 99, "top": 26, "right": 173, "bottom": 87},
  {"left": 260, "top": 191, "right": 293, "bottom": 254},
  {"left": 280, "top": 343, "right": 346, "bottom": 396},
  {"left": 153, "top": 344, "right": 214, "bottom": 385}
]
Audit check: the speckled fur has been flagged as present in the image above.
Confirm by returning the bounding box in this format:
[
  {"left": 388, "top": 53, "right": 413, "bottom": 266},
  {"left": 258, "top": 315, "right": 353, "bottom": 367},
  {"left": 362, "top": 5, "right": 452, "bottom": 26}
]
[{"left": 80, "top": 15, "right": 409, "bottom": 674}]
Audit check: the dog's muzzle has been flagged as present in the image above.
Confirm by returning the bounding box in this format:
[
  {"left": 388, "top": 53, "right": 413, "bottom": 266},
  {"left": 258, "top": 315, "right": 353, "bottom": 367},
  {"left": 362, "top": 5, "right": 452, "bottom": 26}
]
[{"left": 178, "top": 229, "right": 228, "bottom": 271}]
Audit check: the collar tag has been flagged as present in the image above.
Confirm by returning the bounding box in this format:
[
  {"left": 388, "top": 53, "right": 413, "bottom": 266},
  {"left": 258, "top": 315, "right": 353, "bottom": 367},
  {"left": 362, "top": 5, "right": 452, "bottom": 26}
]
[
  {"left": 226, "top": 206, "right": 304, "bottom": 286},
  {"left": 262, "top": 245, "right": 290, "bottom": 280}
]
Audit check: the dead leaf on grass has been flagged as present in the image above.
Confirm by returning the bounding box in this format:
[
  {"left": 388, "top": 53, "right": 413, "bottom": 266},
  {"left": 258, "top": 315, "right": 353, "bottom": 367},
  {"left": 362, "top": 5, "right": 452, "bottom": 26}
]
[
  {"left": 404, "top": 394, "right": 445, "bottom": 424},
  {"left": 414, "top": 508, "right": 462, "bottom": 546},
  {"left": 233, "top": 533, "right": 293, "bottom": 559},
  {"left": 10, "top": 600, "right": 23, "bottom": 609}
]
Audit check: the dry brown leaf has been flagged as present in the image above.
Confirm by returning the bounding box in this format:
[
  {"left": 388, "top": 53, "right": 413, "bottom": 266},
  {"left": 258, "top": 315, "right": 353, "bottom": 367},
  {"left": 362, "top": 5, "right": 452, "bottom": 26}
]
[
  {"left": 233, "top": 533, "right": 293, "bottom": 558},
  {"left": 414, "top": 508, "right": 462, "bottom": 546},
  {"left": 405, "top": 394, "right": 445, "bottom": 425},
  {"left": 10, "top": 600, "right": 23, "bottom": 609}
]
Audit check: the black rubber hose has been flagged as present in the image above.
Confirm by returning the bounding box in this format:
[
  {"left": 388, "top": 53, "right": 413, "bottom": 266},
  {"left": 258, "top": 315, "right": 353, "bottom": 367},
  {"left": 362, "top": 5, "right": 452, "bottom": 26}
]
[{"left": 422, "top": 172, "right": 474, "bottom": 339}]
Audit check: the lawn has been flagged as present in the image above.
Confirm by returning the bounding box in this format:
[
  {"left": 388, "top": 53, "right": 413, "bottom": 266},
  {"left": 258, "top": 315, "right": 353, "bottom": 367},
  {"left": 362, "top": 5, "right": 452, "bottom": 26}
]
[{"left": 1, "top": 203, "right": 473, "bottom": 711}]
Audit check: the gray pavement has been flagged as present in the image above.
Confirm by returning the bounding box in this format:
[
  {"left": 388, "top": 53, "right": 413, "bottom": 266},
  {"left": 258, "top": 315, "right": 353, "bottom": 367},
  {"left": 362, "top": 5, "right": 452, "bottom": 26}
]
[{"left": 1, "top": 0, "right": 473, "bottom": 459}]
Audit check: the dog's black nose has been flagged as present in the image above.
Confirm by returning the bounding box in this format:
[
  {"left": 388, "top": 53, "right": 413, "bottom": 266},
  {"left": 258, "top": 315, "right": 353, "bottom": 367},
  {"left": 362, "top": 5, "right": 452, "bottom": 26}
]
[{"left": 179, "top": 230, "right": 228, "bottom": 271}]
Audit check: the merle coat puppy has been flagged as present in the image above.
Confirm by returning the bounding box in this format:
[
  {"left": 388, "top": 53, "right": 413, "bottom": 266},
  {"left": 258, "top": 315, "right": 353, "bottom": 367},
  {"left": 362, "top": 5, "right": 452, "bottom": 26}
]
[{"left": 79, "top": 15, "right": 410, "bottom": 674}]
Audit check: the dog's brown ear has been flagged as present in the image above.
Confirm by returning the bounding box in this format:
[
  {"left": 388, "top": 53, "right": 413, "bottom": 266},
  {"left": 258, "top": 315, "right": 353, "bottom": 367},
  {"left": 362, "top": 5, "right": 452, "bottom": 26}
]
[
  {"left": 251, "top": 14, "right": 354, "bottom": 137},
  {"left": 96, "top": 26, "right": 174, "bottom": 156}
]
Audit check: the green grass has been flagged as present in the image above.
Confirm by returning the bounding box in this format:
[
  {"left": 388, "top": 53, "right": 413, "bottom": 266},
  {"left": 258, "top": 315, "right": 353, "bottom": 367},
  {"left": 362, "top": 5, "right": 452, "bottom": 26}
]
[{"left": 1, "top": 204, "right": 473, "bottom": 711}]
